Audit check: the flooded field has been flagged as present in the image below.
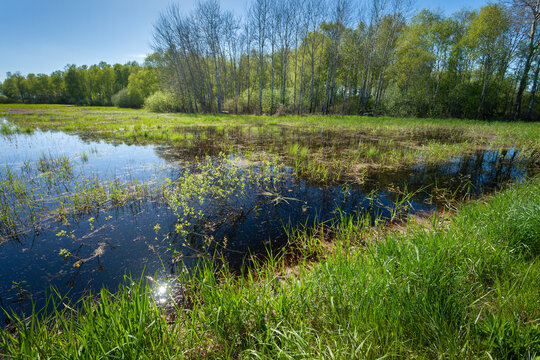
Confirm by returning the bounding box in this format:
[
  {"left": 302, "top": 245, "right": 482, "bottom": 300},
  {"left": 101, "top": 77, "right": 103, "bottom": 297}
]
[{"left": 0, "top": 110, "right": 538, "bottom": 319}]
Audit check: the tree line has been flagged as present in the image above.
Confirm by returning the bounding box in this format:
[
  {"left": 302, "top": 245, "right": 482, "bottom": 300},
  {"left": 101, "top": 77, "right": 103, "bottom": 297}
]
[
  {"left": 1, "top": 0, "right": 539, "bottom": 120},
  {"left": 0, "top": 61, "right": 158, "bottom": 108}
]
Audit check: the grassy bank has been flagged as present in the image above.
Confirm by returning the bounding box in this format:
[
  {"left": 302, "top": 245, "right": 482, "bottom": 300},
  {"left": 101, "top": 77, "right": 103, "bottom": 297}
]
[{"left": 1, "top": 178, "right": 539, "bottom": 359}]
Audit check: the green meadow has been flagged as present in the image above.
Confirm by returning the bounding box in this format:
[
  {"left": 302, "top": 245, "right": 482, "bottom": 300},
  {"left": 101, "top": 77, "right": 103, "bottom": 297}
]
[{"left": 0, "top": 105, "right": 539, "bottom": 358}]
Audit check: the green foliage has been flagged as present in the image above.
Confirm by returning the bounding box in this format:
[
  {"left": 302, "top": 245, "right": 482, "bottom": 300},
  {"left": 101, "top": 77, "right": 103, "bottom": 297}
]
[
  {"left": 1, "top": 62, "right": 143, "bottom": 106},
  {"left": 111, "top": 88, "right": 144, "bottom": 108},
  {"left": 164, "top": 153, "right": 287, "bottom": 238},
  {"left": 144, "top": 91, "right": 182, "bottom": 113},
  {"left": 465, "top": 4, "right": 510, "bottom": 58},
  {"left": 109, "top": 67, "right": 160, "bottom": 109},
  {"left": 0, "top": 94, "right": 9, "bottom": 104},
  {"left": 127, "top": 68, "right": 159, "bottom": 100}
]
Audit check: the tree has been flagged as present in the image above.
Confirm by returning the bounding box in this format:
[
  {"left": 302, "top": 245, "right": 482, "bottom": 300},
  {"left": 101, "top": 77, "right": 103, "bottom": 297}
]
[
  {"left": 250, "top": 0, "right": 270, "bottom": 114},
  {"left": 464, "top": 4, "right": 511, "bottom": 118},
  {"left": 197, "top": 0, "right": 225, "bottom": 112},
  {"left": 512, "top": 0, "right": 540, "bottom": 119},
  {"left": 2, "top": 73, "right": 22, "bottom": 101}
]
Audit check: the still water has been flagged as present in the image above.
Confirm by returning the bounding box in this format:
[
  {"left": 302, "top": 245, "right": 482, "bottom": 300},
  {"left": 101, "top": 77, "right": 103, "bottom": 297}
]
[{"left": 0, "top": 121, "right": 535, "bottom": 319}]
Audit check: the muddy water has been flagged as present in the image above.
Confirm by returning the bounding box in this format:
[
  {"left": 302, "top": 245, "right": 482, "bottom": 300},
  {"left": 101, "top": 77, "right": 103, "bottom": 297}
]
[{"left": 0, "top": 121, "right": 537, "bottom": 319}]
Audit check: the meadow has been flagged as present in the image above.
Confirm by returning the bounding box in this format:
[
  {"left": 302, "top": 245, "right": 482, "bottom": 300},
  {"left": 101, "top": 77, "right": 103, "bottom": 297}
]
[
  {"left": 0, "top": 104, "right": 539, "bottom": 358},
  {"left": 2, "top": 104, "right": 539, "bottom": 181}
]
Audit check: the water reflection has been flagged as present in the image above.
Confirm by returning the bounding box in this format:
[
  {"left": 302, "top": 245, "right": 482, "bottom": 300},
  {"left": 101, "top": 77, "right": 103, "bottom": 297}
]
[{"left": 0, "top": 123, "right": 537, "bottom": 319}]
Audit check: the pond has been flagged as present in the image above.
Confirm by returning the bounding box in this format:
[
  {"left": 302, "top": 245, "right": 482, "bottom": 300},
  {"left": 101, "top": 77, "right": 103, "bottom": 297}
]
[{"left": 0, "top": 118, "right": 537, "bottom": 320}]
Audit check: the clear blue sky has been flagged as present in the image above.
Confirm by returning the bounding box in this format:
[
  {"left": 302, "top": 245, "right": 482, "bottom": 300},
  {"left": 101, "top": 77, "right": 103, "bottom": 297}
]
[{"left": 0, "top": 0, "right": 486, "bottom": 82}]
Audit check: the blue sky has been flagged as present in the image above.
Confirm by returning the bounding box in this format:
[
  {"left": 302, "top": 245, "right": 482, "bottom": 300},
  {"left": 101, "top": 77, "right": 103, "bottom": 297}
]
[{"left": 0, "top": 0, "right": 486, "bottom": 82}]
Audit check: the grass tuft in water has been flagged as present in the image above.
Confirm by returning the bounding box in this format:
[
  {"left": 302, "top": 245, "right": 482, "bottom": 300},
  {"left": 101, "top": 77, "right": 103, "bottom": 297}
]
[{"left": 1, "top": 179, "right": 539, "bottom": 358}]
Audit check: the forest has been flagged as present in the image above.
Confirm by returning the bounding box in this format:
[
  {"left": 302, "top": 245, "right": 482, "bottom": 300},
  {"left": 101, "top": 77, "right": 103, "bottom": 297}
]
[{"left": 1, "top": 0, "right": 539, "bottom": 120}]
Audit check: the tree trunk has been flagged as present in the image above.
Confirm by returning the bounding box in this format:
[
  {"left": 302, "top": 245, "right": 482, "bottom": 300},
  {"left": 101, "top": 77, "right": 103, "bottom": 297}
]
[
  {"left": 270, "top": 44, "right": 275, "bottom": 114},
  {"left": 259, "top": 47, "right": 264, "bottom": 114},
  {"left": 298, "top": 42, "right": 307, "bottom": 115},
  {"left": 513, "top": 8, "right": 538, "bottom": 119},
  {"left": 478, "top": 64, "right": 491, "bottom": 119},
  {"left": 527, "top": 60, "right": 540, "bottom": 121}
]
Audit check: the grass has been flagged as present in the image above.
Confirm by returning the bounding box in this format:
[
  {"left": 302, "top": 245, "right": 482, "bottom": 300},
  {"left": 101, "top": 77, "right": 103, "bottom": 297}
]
[
  {"left": 1, "top": 178, "right": 539, "bottom": 359},
  {"left": 0, "top": 105, "right": 538, "bottom": 357},
  {"left": 1, "top": 104, "right": 539, "bottom": 183},
  {"left": 0, "top": 157, "right": 160, "bottom": 241},
  {"left": 37, "top": 153, "right": 73, "bottom": 178},
  {"left": 0, "top": 122, "right": 33, "bottom": 136}
]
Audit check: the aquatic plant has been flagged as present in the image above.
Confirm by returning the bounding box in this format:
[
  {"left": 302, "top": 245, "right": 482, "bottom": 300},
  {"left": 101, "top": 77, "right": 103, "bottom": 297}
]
[
  {"left": 164, "top": 153, "right": 288, "bottom": 245},
  {"left": 0, "top": 123, "right": 14, "bottom": 136},
  {"left": 1, "top": 179, "right": 539, "bottom": 358},
  {"left": 80, "top": 151, "right": 89, "bottom": 163},
  {"left": 37, "top": 153, "right": 73, "bottom": 180},
  {"left": 0, "top": 158, "right": 160, "bottom": 242}
]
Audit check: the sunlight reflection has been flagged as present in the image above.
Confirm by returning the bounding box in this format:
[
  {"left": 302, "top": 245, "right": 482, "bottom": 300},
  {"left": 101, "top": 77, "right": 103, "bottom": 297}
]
[{"left": 152, "top": 281, "right": 169, "bottom": 305}]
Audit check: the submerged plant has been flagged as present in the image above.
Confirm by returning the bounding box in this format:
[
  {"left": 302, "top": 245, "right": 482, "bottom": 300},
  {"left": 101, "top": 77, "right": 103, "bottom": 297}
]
[
  {"left": 164, "top": 153, "right": 289, "bottom": 251},
  {"left": 0, "top": 157, "right": 161, "bottom": 242}
]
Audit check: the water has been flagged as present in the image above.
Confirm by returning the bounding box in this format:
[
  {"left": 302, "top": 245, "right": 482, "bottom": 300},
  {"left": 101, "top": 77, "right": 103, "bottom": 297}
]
[{"left": 0, "top": 122, "right": 536, "bottom": 320}]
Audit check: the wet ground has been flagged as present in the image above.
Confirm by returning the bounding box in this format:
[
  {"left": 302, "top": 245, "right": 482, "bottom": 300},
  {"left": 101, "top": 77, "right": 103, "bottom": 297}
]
[{"left": 0, "top": 119, "right": 537, "bottom": 319}]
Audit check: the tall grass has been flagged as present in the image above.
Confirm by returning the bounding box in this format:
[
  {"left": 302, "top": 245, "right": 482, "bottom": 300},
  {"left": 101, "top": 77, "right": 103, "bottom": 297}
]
[{"left": 2, "top": 179, "right": 539, "bottom": 358}]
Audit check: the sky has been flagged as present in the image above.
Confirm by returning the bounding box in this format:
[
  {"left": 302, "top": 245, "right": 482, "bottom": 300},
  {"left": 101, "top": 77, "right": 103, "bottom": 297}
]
[{"left": 0, "top": 0, "right": 487, "bottom": 82}]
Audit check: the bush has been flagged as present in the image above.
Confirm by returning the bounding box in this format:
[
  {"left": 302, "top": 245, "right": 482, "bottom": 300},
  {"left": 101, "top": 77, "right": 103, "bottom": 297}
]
[
  {"left": 0, "top": 94, "right": 10, "bottom": 104},
  {"left": 111, "top": 88, "right": 144, "bottom": 108},
  {"left": 223, "top": 98, "right": 239, "bottom": 114},
  {"left": 234, "top": 87, "right": 296, "bottom": 114},
  {"left": 144, "top": 91, "right": 182, "bottom": 113}
]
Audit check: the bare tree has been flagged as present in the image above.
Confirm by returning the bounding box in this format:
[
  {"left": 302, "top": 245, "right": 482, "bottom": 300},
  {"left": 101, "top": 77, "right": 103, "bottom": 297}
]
[
  {"left": 276, "top": 0, "right": 295, "bottom": 109},
  {"left": 223, "top": 12, "right": 241, "bottom": 113},
  {"left": 358, "top": 0, "right": 385, "bottom": 112},
  {"left": 307, "top": 0, "right": 325, "bottom": 112},
  {"left": 242, "top": 20, "right": 254, "bottom": 112},
  {"left": 323, "top": 0, "right": 351, "bottom": 114},
  {"left": 197, "top": 0, "right": 224, "bottom": 112},
  {"left": 250, "top": 0, "right": 270, "bottom": 114},
  {"left": 269, "top": 1, "right": 277, "bottom": 114},
  {"left": 297, "top": 0, "right": 310, "bottom": 114}
]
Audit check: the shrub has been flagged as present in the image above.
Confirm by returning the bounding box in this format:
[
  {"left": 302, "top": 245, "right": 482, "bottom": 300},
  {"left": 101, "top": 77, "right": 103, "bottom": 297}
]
[
  {"left": 0, "top": 94, "right": 10, "bottom": 104},
  {"left": 144, "top": 91, "right": 182, "bottom": 113},
  {"left": 223, "top": 97, "right": 238, "bottom": 114},
  {"left": 111, "top": 88, "right": 144, "bottom": 108},
  {"left": 235, "top": 87, "right": 296, "bottom": 114}
]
